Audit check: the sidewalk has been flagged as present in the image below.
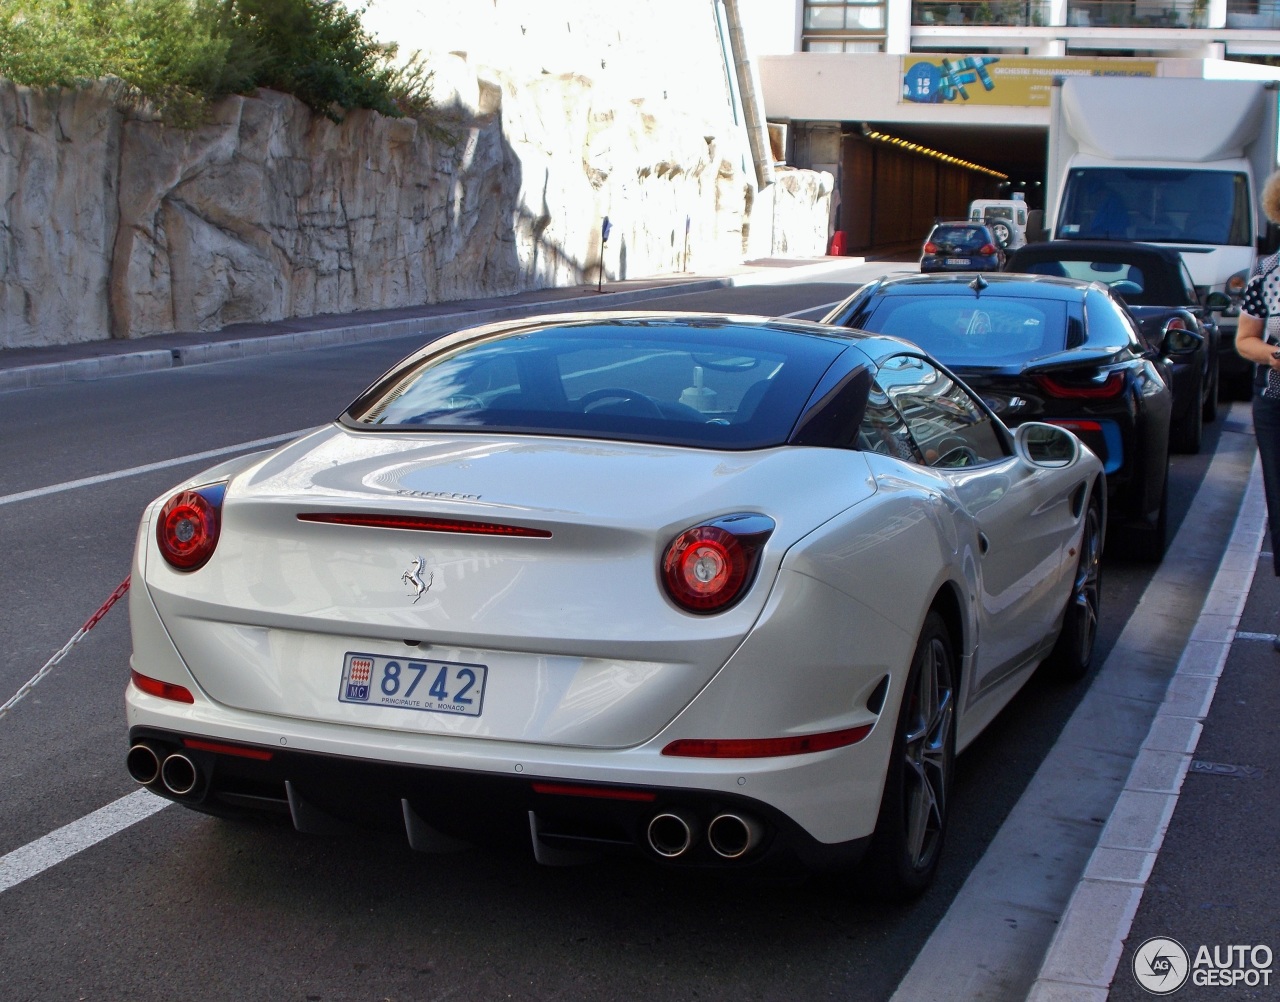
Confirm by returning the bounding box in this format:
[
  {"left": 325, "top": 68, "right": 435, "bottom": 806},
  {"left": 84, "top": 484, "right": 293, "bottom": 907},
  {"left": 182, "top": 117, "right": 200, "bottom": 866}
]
[
  {"left": 0, "top": 256, "right": 859, "bottom": 391},
  {"left": 1031, "top": 439, "right": 1279, "bottom": 999}
]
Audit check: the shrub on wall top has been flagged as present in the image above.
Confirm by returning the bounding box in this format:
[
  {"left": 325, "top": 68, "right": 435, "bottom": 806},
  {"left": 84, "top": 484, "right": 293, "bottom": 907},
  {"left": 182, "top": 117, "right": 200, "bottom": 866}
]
[{"left": 0, "top": 0, "right": 434, "bottom": 124}]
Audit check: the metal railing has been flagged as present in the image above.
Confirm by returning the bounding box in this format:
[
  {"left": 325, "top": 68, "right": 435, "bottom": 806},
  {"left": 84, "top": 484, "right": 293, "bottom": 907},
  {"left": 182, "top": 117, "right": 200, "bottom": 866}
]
[
  {"left": 1064, "top": 0, "right": 1208, "bottom": 27},
  {"left": 1225, "top": 0, "right": 1280, "bottom": 28},
  {"left": 912, "top": 0, "right": 1211, "bottom": 26},
  {"left": 913, "top": 0, "right": 1051, "bottom": 25}
]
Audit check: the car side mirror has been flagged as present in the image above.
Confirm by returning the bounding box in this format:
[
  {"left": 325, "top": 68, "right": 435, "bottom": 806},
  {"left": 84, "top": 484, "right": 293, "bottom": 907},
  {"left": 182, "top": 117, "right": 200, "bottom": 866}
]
[
  {"left": 1162, "top": 325, "right": 1204, "bottom": 357},
  {"left": 1014, "top": 422, "right": 1080, "bottom": 468},
  {"left": 1205, "top": 291, "right": 1232, "bottom": 312}
]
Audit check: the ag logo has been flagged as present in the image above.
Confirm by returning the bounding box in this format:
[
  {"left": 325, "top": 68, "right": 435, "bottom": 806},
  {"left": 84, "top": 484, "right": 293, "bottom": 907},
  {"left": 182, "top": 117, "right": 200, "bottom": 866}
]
[{"left": 1133, "top": 937, "right": 1190, "bottom": 994}]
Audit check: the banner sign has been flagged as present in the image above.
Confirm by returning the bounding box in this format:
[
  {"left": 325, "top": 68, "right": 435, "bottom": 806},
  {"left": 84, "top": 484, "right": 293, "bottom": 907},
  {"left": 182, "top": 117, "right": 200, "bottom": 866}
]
[{"left": 901, "top": 56, "right": 1158, "bottom": 106}]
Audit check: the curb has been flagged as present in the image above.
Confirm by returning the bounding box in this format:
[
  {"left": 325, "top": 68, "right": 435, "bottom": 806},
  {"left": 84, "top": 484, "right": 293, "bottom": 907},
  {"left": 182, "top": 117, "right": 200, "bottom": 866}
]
[
  {"left": 1026, "top": 455, "right": 1267, "bottom": 1001},
  {"left": 0, "top": 257, "right": 864, "bottom": 393}
]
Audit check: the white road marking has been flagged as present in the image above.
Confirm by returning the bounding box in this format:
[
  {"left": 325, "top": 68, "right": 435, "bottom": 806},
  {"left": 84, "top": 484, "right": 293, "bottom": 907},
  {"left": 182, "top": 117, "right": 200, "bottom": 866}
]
[
  {"left": 0, "top": 430, "right": 307, "bottom": 507},
  {"left": 0, "top": 790, "right": 170, "bottom": 894},
  {"left": 782, "top": 299, "right": 848, "bottom": 318}
]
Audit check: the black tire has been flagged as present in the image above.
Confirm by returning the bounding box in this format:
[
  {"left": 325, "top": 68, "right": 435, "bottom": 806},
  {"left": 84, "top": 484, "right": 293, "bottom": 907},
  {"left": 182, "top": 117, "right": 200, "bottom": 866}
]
[
  {"left": 1045, "top": 496, "right": 1102, "bottom": 682},
  {"left": 1171, "top": 374, "right": 1203, "bottom": 454},
  {"left": 1129, "top": 465, "right": 1169, "bottom": 563},
  {"left": 858, "top": 611, "right": 956, "bottom": 902},
  {"left": 1202, "top": 360, "right": 1219, "bottom": 424}
]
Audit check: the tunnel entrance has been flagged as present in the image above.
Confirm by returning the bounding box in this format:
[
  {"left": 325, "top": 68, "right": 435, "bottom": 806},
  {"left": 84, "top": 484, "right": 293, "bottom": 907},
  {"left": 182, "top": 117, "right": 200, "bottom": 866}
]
[{"left": 818, "top": 122, "right": 1047, "bottom": 256}]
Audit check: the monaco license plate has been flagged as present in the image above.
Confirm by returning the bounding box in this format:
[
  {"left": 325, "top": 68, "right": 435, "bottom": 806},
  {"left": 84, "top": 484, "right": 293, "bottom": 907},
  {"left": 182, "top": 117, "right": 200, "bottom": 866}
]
[
  {"left": 945, "top": 257, "right": 971, "bottom": 266},
  {"left": 339, "top": 652, "right": 487, "bottom": 717}
]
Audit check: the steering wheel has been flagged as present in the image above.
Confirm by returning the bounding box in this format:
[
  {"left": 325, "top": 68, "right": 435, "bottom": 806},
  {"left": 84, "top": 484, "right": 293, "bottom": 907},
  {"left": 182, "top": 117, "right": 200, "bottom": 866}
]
[
  {"left": 578, "top": 387, "right": 665, "bottom": 418},
  {"left": 990, "top": 221, "right": 1012, "bottom": 247},
  {"left": 442, "top": 394, "right": 483, "bottom": 411},
  {"left": 966, "top": 311, "right": 992, "bottom": 336}
]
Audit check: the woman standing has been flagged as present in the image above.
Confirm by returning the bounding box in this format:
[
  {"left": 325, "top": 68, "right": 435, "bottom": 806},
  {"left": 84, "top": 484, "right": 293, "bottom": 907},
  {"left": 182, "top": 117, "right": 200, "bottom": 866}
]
[{"left": 1236, "top": 170, "right": 1280, "bottom": 595}]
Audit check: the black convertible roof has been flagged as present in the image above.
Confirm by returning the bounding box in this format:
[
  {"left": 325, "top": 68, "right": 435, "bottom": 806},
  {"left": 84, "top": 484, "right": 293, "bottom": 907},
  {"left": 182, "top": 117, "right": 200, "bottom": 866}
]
[
  {"left": 1008, "top": 240, "right": 1186, "bottom": 267},
  {"left": 1005, "top": 241, "right": 1194, "bottom": 306}
]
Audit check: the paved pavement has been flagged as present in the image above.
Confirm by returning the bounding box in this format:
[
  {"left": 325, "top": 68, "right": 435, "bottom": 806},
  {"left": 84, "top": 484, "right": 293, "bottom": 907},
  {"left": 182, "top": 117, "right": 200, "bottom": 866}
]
[
  {"left": 3, "top": 257, "right": 1275, "bottom": 999},
  {"left": 1029, "top": 436, "right": 1279, "bottom": 1000}
]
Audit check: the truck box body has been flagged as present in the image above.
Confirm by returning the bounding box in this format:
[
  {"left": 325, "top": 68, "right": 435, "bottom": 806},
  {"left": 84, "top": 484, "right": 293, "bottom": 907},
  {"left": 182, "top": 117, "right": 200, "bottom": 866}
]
[{"left": 1047, "top": 77, "right": 1280, "bottom": 327}]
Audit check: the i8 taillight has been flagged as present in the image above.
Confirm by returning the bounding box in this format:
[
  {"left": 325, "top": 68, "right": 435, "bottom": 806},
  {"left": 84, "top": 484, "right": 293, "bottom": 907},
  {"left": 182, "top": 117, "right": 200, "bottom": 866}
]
[
  {"left": 661, "top": 513, "right": 774, "bottom": 614},
  {"left": 156, "top": 482, "right": 227, "bottom": 571},
  {"left": 1033, "top": 371, "right": 1125, "bottom": 399}
]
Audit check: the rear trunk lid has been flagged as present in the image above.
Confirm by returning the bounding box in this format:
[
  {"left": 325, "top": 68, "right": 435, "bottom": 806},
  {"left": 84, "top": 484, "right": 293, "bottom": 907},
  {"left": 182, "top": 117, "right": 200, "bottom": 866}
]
[{"left": 144, "top": 426, "right": 876, "bottom": 747}]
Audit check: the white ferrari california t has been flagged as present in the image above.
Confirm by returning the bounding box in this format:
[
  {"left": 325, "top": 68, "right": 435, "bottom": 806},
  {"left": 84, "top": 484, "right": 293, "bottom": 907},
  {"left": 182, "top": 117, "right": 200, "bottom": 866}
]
[{"left": 126, "top": 312, "right": 1104, "bottom": 899}]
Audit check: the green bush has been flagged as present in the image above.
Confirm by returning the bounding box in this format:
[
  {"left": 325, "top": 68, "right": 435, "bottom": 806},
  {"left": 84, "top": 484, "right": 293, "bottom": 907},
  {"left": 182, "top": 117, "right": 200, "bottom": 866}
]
[{"left": 0, "top": 0, "right": 434, "bottom": 124}]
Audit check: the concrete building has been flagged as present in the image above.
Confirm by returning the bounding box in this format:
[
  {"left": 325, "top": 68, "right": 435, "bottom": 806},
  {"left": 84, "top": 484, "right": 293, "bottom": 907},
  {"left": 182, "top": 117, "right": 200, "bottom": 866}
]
[{"left": 741, "top": 0, "right": 1280, "bottom": 251}]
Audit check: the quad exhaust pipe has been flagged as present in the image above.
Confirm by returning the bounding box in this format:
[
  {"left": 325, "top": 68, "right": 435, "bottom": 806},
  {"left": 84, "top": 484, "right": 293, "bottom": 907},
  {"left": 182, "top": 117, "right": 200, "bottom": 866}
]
[
  {"left": 126, "top": 743, "right": 161, "bottom": 786},
  {"left": 707, "top": 813, "right": 764, "bottom": 859},
  {"left": 126, "top": 744, "right": 199, "bottom": 796},
  {"left": 646, "top": 811, "right": 699, "bottom": 858},
  {"left": 160, "top": 752, "right": 199, "bottom": 796}
]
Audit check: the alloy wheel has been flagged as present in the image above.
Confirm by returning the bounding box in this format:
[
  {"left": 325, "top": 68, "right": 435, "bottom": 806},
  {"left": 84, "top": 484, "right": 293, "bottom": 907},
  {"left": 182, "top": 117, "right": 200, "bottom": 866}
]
[{"left": 901, "top": 635, "right": 954, "bottom": 869}]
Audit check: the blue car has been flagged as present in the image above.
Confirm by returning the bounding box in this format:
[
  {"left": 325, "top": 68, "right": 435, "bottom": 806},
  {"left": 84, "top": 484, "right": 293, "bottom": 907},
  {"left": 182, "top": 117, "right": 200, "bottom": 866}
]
[{"left": 921, "top": 221, "right": 1006, "bottom": 273}]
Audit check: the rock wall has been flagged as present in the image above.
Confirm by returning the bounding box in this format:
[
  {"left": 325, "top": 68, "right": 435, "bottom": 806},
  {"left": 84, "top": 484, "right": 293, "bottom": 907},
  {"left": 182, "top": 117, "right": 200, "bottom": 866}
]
[{"left": 1, "top": 55, "right": 831, "bottom": 349}]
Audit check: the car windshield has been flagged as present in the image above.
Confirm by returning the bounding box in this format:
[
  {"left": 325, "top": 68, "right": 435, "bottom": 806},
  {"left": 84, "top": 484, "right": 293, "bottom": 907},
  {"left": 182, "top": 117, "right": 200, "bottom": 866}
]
[
  {"left": 344, "top": 319, "right": 848, "bottom": 449},
  {"left": 930, "top": 226, "right": 990, "bottom": 250},
  {"left": 855, "top": 296, "right": 1068, "bottom": 365},
  {"left": 1056, "top": 167, "right": 1251, "bottom": 245}
]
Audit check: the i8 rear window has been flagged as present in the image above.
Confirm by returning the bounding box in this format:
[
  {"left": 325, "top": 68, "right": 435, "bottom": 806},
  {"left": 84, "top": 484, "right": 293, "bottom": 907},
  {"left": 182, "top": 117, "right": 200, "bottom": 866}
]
[
  {"left": 344, "top": 319, "right": 850, "bottom": 450},
  {"left": 856, "top": 296, "right": 1068, "bottom": 366}
]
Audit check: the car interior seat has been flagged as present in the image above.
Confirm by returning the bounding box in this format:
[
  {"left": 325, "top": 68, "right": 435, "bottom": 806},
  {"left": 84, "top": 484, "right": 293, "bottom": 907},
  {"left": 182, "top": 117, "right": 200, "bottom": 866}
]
[
  {"left": 735, "top": 379, "right": 773, "bottom": 423},
  {"left": 1084, "top": 195, "right": 1129, "bottom": 238}
]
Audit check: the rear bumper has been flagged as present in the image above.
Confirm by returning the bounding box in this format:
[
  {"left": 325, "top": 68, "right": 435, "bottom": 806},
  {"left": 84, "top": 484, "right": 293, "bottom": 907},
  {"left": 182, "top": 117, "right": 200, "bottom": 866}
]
[{"left": 126, "top": 723, "right": 870, "bottom": 873}]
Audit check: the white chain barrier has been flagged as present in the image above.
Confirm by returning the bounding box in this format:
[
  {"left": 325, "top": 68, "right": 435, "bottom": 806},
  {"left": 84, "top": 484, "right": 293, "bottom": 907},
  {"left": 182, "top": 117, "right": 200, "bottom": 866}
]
[{"left": 0, "top": 576, "right": 131, "bottom": 722}]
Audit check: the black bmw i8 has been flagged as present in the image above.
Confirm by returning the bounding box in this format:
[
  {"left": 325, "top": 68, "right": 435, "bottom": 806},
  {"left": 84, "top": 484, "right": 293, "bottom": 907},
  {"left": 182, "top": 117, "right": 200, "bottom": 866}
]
[{"left": 824, "top": 272, "right": 1194, "bottom": 561}]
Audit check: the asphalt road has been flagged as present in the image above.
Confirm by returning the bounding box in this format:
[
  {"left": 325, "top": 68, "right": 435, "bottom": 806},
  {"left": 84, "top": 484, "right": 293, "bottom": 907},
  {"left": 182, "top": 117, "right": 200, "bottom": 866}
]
[{"left": 0, "top": 260, "right": 1238, "bottom": 1001}]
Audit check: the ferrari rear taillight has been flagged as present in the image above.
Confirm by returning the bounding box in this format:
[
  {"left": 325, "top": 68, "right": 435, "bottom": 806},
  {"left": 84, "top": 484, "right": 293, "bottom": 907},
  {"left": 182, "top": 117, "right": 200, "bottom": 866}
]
[
  {"left": 156, "top": 482, "right": 226, "bottom": 571},
  {"left": 1033, "top": 371, "right": 1125, "bottom": 399},
  {"left": 661, "top": 513, "right": 774, "bottom": 614}
]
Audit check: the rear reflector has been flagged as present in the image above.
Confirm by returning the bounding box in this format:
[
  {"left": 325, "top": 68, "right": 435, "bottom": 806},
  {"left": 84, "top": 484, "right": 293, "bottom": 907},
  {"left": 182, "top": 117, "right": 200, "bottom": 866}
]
[
  {"left": 181, "top": 738, "right": 274, "bottom": 761},
  {"left": 130, "top": 670, "right": 195, "bottom": 704},
  {"left": 531, "top": 782, "right": 657, "bottom": 802},
  {"left": 1046, "top": 419, "right": 1103, "bottom": 434},
  {"left": 298, "top": 513, "right": 551, "bottom": 537},
  {"left": 662, "top": 724, "right": 873, "bottom": 758}
]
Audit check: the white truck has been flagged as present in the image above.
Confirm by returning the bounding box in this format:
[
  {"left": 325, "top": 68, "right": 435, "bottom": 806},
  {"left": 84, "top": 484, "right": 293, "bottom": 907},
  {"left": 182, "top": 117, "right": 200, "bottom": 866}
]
[{"left": 1046, "top": 76, "right": 1280, "bottom": 345}]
